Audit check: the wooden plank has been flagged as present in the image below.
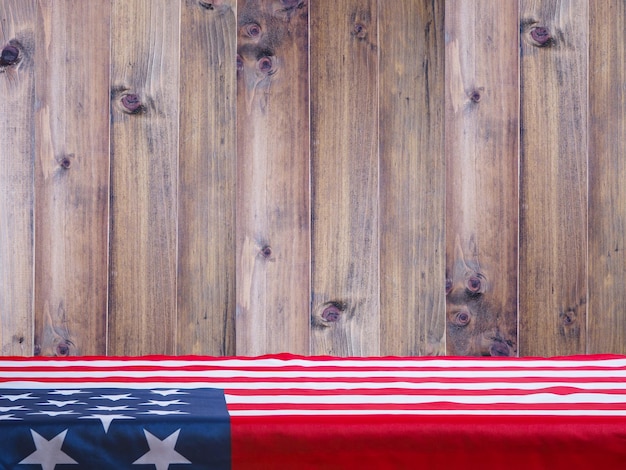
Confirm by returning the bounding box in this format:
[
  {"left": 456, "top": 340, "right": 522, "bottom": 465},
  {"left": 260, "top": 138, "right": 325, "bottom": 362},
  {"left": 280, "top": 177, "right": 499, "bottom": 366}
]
[
  {"left": 177, "top": 0, "right": 237, "bottom": 355},
  {"left": 588, "top": 1, "right": 626, "bottom": 354},
  {"left": 108, "top": 0, "right": 179, "bottom": 355},
  {"left": 0, "top": 0, "right": 38, "bottom": 355},
  {"left": 33, "top": 0, "right": 110, "bottom": 356},
  {"left": 379, "top": 0, "right": 445, "bottom": 356},
  {"left": 235, "top": 0, "right": 310, "bottom": 355},
  {"left": 310, "top": 0, "right": 379, "bottom": 356},
  {"left": 519, "top": 0, "right": 588, "bottom": 356},
  {"left": 444, "top": 0, "right": 519, "bottom": 356}
]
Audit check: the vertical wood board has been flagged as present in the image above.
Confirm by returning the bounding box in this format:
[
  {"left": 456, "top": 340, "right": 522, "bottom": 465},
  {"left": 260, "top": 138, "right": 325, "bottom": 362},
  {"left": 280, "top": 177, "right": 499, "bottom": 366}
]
[
  {"left": 588, "top": 0, "right": 626, "bottom": 354},
  {"left": 236, "top": 0, "right": 310, "bottom": 355},
  {"left": 519, "top": 0, "right": 588, "bottom": 356},
  {"left": 379, "top": 0, "right": 446, "bottom": 356},
  {"left": 177, "top": 0, "right": 237, "bottom": 356},
  {"left": 310, "top": 0, "right": 379, "bottom": 356},
  {"left": 0, "top": 0, "right": 38, "bottom": 355},
  {"left": 445, "top": 0, "right": 519, "bottom": 356},
  {"left": 34, "top": 0, "right": 110, "bottom": 356},
  {"left": 109, "top": 0, "right": 180, "bottom": 355}
]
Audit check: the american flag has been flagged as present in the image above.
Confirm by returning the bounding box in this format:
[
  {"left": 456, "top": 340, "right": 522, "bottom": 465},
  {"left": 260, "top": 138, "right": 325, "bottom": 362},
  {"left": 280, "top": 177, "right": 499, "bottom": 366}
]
[{"left": 1, "top": 354, "right": 625, "bottom": 469}]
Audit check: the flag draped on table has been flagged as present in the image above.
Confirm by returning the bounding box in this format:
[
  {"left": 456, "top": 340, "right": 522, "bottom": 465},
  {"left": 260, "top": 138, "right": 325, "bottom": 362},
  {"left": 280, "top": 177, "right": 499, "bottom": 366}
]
[{"left": 1, "top": 354, "right": 625, "bottom": 469}]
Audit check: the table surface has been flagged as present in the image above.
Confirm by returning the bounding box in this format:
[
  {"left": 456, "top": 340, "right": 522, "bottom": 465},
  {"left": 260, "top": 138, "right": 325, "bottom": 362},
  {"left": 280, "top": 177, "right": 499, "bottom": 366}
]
[{"left": 1, "top": 354, "right": 625, "bottom": 469}]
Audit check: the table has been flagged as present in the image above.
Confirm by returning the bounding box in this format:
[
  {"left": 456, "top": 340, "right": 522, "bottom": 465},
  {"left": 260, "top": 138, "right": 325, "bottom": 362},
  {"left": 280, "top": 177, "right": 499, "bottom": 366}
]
[{"left": 1, "top": 354, "right": 625, "bottom": 469}]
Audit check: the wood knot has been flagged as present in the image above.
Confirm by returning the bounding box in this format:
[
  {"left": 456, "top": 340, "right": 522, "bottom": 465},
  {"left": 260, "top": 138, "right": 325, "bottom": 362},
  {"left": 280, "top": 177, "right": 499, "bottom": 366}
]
[
  {"left": 0, "top": 45, "right": 20, "bottom": 67},
  {"left": 451, "top": 309, "right": 471, "bottom": 327},
  {"left": 257, "top": 56, "right": 275, "bottom": 75},
  {"left": 313, "top": 301, "right": 348, "bottom": 328},
  {"left": 321, "top": 304, "right": 342, "bottom": 322},
  {"left": 260, "top": 245, "right": 273, "bottom": 258},
  {"left": 57, "top": 154, "right": 73, "bottom": 170},
  {"left": 241, "top": 22, "right": 261, "bottom": 39},
  {"left": 198, "top": 1, "right": 214, "bottom": 10},
  {"left": 351, "top": 23, "right": 368, "bottom": 40},
  {"left": 120, "top": 93, "right": 144, "bottom": 114},
  {"left": 529, "top": 26, "right": 555, "bottom": 47},
  {"left": 56, "top": 341, "right": 71, "bottom": 356}
]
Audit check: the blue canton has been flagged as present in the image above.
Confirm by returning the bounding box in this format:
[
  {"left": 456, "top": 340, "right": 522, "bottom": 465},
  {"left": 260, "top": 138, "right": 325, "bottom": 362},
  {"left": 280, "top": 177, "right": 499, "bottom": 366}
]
[{"left": 0, "top": 387, "right": 231, "bottom": 469}]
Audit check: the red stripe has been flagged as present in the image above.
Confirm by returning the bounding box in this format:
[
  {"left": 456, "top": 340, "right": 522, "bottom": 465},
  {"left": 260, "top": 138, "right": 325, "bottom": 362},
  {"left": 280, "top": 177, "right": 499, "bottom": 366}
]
[
  {"left": 223, "top": 386, "right": 626, "bottom": 396},
  {"left": 2, "top": 353, "right": 623, "bottom": 361},
  {"left": 2, "top": 375, "right": 624, "bottom": 385},
  {"left": 230, "top": 414, "right": 626, "bottom": 470},
  {"left": 1, "top": 364, "right": 624, "bottom": 373},
  {"left": 226, "top": 402, "right": 626, "bottom": 411}
]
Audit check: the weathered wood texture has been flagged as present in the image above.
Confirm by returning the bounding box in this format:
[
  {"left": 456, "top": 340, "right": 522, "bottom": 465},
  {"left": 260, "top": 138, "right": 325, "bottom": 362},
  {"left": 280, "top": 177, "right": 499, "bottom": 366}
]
[
  {"left": 519, "top": 0, "right": 588, "bottom": 356},
  {"left": 310, "top": 0, "right": 379, "bottom": 356},
  {"left": 445, "top": 0, "right": 519, "bottom": 356},
  {"left": 379, "top": 0, "right": 445, "bottom": 356},
  {"left": 588, "top": 0, "right": 626, "bottom": 354},
  {"left": 1, "top": 0, "right": 626, "bottom": 357},
  {"left": 108, "top": 0, "right": 180, "bottom": 355},
  {"left": 0, "top": 0, "right": 37, "bottom": 355},
  {"left": 178, "top": 0, "right": 237, "bottom": 356},
  {"left": 34, "top": 0, "right": 110, "bottom": 356},
  {"left": 236, "top": 0, "right": 310, "bottom": 355}
]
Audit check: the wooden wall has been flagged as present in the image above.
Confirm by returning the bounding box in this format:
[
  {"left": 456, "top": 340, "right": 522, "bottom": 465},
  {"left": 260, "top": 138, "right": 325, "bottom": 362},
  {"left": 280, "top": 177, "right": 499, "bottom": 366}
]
[{"left": 1, "top": 0, "right": 624, "bottom": 357}]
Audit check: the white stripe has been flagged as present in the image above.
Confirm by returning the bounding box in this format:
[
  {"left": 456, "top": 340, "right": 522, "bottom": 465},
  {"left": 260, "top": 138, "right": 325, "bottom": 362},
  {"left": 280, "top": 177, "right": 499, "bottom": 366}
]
[
  {"left": 1, "top": 370, "right": 626, "bottom": 379},
  {"left": 228, "top": 409, "right": 626, "bottom": 417},
  {"left": 1, "top": 358, "right": 625, "bottom": 369},
  {"left": 209, "top": 381, "right": 626, "bottom": 391},
  {"left": 0, "top": 381, "right": 624, "bottom": 392},
  {"left": 224, "top": 393, "right": 626, "bottom": 405}
]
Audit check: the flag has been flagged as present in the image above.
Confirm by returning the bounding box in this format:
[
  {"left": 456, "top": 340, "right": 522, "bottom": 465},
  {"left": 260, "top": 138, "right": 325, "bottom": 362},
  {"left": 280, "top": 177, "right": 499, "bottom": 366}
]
[{"left": 1, "top": 354, "right": 626, "bottom": 469}]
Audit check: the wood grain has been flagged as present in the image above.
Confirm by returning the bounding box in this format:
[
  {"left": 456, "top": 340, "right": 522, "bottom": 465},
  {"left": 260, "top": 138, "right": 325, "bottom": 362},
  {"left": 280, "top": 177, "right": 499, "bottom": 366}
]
[
  {"left": 236, "top": 0, "right": 310, "bottom": 355},
  {"left": 108, "top": 0, "right": 180, "bottom": 355},
  {"left": 588, "top": 1, "right": 626, "bottom": 354},
  {"left": 33, "top": 0, "right": 110, "bottom": 356},
  {"left": 519, "top": 0, "right": 588, "bottom": 356},
  {"left": 177, "top": 0, "right": 237, "bottom": 356},
  {"left": 379, "top": 0, "right": 445, "bottom": 356},
  {"left": 310, "top": 0, "right": 379, "bottom": 356},
  {"left": 0, "top": 0, "right": 38, "bottom": 355},
  {"left": 444, "top": 0, "right": 519, "bottom": 357}
]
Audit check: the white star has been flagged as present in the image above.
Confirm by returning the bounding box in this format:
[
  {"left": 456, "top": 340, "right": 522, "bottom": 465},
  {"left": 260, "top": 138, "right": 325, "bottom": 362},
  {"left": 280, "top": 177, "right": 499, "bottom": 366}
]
[
  {"left": 0, "top": 414, "right": 21, "bottom": 420},
  {"left": 0, "top": 405, "right": 25, "bottom": 412},
  {"left": 91, "top": 393, "right": 137, "bottom": 402},
  {"left": 89, "top": 405, "right": 135, "bottom": 412},
  {"left": 38, "top": 399, "right": 83, "bottom": 408},
  {"left": 19, "top": 429, "right": 78, "bottom": 470},
  {"left": 50, "top": 390, "right": 86, "bottom": 396},
  {"left": 140, "top": 399, "right": 188, "bottom": 407},
  {"left": 141, "top": 410, "right": 189, "bottom": 416},
  {"left": 0, "top": 392, "right": 38, "bottom": 402},
  {"left": 91, "top": 393, "right": 137, "bottom": 401},
  {"left": 151, "top": 389, "right": 188, "bottom": 397},
  {"left": 133, "top": 429, "right": 191, "bottom": 470},
  {"left": 79, "top": 413, "right": 134, "bottom": 433},
  {"left": 29, "top": 410, "right": 78, "bottom": 417}
]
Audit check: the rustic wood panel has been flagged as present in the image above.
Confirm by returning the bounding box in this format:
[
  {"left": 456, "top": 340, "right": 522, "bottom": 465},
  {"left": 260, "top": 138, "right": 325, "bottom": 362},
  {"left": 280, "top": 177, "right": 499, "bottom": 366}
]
[
  {"left": 33, "top": 0, "right": 110, "bottom": 356},
  {"left": 177, "top": 0, "right": 237, "bottom": 355},
  {"left": 0, "top": 0, "right": 38, "bottom": 355},
  {"left": 588, "top": 1, "right": 626, "bottom": 354},
  {"left": 108, "top": 0, "right": 180, "bottom": 355},
  {"left": 445, "top": 0, "right": 519, "bottom": 356},
  {"left": 310, "top": 0, "right": 379, "bottom": 356},
  {"left": 235, "top": 0, "right": 310, "bottom": 355},
  {"left": 379, "top": 0, "right": 446, "bottom": 356},
  {"left": 3, "top": 0, "right": 626, "bottom": 358},
  {"left": 519, "top": 0, "right": 588, "bottom": 356}
]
